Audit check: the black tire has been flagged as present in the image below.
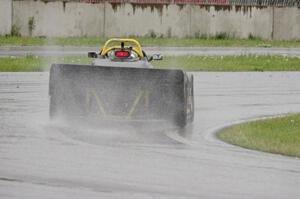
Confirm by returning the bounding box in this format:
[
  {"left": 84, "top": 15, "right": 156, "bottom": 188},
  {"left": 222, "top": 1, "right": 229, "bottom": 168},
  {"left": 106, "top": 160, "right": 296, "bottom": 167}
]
[
  {"left": 176, "top": 73, "right": 194, "bottom": 127},
  {"left": 189, "top": 74, "right": 194, "bottom": 122},
  {"left": 49, "top": 65, "right": 59, "bottom": 119},
  {"left": 175, "top": 110, "right": 187, "bottom": 128},
  {"left": 174, "top": 74, "right": 189, "bottom": 128},
  {"left": 49, "top": 95, "right": 56, "bottom": 119}
]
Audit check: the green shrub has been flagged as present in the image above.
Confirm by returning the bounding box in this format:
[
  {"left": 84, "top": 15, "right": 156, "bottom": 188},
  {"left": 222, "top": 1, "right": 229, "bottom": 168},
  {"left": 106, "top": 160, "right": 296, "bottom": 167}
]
[
  {"left": 28, "top": 17, "right": 36, "bottom": 37},
  {"left": 215, "top": 32, "right": 230, "bottom": 40},
  {"left": 11, "top": 24, "right": 21, "bottom": 37}
]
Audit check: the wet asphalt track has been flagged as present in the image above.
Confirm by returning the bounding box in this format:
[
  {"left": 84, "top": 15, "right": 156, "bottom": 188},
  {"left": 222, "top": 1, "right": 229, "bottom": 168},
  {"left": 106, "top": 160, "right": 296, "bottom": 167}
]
[
  {"left": 0, "top": 72, "right": 300, "bottom": 198},
  {"left": 1, "top": 46, "right": 300, "bottom": 57}
]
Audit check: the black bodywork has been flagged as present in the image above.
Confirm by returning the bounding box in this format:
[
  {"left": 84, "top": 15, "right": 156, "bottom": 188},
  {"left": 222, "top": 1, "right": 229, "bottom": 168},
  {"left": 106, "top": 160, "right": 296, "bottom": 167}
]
[{"left": 49, "top": 64, "right": 194, "bottom": 127}]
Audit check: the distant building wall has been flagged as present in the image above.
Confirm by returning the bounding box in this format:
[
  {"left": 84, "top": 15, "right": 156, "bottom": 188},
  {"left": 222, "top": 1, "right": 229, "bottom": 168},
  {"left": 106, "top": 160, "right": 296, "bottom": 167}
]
[
  {"left": 0, "top": 0, "right": 12, "bottom": 35},
  {"left": 4, "top": 0, "right": 300, "bottom": 39}
]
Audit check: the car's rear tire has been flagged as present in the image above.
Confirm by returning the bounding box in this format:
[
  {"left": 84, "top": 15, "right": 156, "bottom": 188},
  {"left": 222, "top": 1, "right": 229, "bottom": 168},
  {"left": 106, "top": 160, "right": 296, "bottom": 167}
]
[
  {"left": 189, "top": 74, "right": 194, "bottom": 123},
  {"left": 49, "top": 65, "right": 59, "bottom": 119}
]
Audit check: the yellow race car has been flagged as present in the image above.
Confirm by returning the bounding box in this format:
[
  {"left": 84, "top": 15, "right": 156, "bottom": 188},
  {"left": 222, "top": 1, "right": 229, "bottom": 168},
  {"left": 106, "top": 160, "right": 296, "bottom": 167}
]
[{"left": 49, "top": 39, "right": 193, "bottom": 127}]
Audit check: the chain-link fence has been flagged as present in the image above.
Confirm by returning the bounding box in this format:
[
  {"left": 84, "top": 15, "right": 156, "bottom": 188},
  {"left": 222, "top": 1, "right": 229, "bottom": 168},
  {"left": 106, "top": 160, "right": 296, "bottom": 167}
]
[
  {"left": 80, "top": 0, "right": 300, "bottom": 6},
  {"left": 229, "top": 0, "right": 299, "bottom": 6}
]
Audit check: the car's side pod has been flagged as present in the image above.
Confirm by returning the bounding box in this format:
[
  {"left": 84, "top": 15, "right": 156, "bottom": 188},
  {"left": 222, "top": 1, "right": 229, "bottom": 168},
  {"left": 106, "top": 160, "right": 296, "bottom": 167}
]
[{"left": 88, "top": 52, "right": 98, "bottom": 58}]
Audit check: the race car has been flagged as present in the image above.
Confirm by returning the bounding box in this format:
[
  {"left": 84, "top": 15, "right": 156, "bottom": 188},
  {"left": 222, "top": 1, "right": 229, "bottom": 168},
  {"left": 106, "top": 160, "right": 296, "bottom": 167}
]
[{"left": 49, "top": 38, "right": 194, "bottom": 127}]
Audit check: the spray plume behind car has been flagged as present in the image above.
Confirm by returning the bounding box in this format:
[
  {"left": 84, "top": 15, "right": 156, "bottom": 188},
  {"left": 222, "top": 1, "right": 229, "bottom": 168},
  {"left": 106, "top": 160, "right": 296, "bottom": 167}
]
[{"left": 49, "top": 39, "right": 194, "bottom": 128}]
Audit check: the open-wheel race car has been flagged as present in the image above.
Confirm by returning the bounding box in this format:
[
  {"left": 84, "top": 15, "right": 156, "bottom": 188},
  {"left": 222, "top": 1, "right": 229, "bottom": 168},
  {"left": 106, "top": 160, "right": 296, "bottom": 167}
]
[{"left": 49, "top": 38, "right": 194, "bottom": 127}]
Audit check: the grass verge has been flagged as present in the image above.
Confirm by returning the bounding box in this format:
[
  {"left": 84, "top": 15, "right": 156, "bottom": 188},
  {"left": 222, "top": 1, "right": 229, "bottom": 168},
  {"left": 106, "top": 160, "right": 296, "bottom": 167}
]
[
  {"left": 218, "top": 114, "right": 300, "bottom": 158},
  {"left": 0, "top": 55, "right": 299, "bottom": 72},
  {"left": 0, "top": 55, "right": 91, "bottom": 72},
  {"left": 154, "top": 55, "right": 300, "bottom": 71},
  {"left": 1, "top": 36, "right": 300, "bottom": 48}
]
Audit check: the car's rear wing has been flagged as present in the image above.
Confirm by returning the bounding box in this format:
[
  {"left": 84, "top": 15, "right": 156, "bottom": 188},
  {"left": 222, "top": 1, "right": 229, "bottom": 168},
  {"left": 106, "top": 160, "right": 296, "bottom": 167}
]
[{"left": 49, "top": 64, "right": 188, "bottom": 126}]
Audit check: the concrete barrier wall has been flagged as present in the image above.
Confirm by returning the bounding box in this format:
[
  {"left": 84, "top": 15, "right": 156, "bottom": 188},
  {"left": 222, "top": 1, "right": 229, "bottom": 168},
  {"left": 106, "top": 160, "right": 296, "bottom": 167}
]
[
  {"left": 0, "top": 0, "right": 12, "bottom": 35},
  {"left": 6, "top": 0, "right": 300, "bottom": 39},
  {"left": 273, "top": 7, "right": 300, "bottom": 40},
  {"left": 12, "top": 0, "right": 105, "bottom": 37}
]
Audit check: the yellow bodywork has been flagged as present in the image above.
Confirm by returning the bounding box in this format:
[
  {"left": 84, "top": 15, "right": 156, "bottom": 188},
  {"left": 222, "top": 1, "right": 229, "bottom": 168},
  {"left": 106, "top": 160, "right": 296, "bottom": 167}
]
[
  {"left": 100, "top": 38, "right": 144, "bottom": 58},
  {"left": 86, "top": 88, "right": 149, "bottom": 120}
]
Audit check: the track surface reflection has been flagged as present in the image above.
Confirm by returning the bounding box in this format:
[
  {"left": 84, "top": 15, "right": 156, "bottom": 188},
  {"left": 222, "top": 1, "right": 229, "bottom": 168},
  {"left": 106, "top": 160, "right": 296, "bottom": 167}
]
[{"left": 0, "top": 72, "right": 300, "bottom": 199}]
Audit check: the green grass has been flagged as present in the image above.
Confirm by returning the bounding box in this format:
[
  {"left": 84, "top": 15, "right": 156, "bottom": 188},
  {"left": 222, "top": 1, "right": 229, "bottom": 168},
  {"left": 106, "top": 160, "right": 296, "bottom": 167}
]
[
  {"left": 0, "top": 55, "right": 299, "bottom": 72},
  {"left": 153, "top": 55, "right": 300, "bottom": 71},
  {"left": 1, "top": 36, "right": 300, "bottom": 48},
  {"left": 0, "top": 55, "right": 91, "bottom": 72},
  {"left": 218, "top": 114, "right": 300, "bottom": 158}
]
